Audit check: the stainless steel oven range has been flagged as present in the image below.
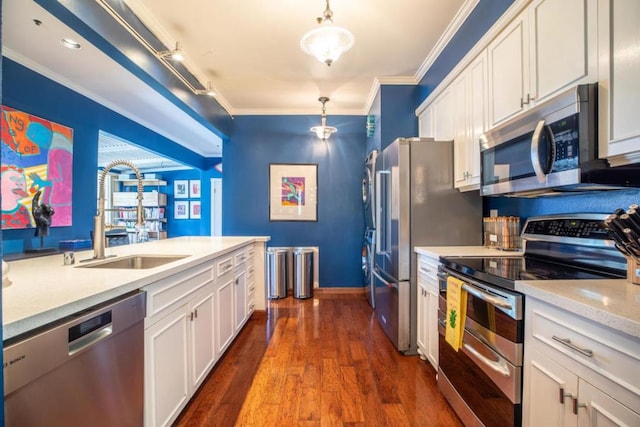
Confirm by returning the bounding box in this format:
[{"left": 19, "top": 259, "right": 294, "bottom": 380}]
[{"left": 437, "top": 213, "right": 626, "bottom": 427}]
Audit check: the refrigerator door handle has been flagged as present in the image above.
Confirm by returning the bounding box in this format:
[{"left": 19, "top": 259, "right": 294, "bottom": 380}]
[
  {"left": 372, "top": 268, "right": 398, "bottom": 289},
  {"left": 375, "top": 170, "right": 389, "bottom": 254}
]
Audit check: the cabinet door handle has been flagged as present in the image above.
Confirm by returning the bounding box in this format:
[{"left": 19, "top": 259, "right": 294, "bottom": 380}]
[
  {"left": 235, "top": 278, "right": 239, "bottom": 285},
  {"left": 194, "top": 309, "right": 198, "bottom": 319},
  {"left": 572, "top": 397, "right": 586, "bottom": 415},
  {"left": 559, "top": 387, "right": 573, "bottom": 404},
  {"left": 552, "top": 336, "right": 593, "bottom": 357},
  {"left": 190, "top": 312, "right": 194, "bottom": 321}
]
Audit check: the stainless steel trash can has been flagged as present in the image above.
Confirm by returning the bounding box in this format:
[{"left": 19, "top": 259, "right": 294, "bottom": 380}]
[
  {"left": 293, "top": 247, "right": 314, "bottom": 299},
  {"left": 267, "top": 248, "right": 288, "bottom": 299}
]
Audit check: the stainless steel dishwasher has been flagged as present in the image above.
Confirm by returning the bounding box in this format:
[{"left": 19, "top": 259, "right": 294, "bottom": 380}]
[{"left": 3, "top": 291, "right": 146, "bottom": 426}]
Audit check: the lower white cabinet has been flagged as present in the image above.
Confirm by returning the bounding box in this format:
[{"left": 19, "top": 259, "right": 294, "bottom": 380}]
[
  {"left": 216, "top": 277, "right": 235, "bottom": 355},
  {"left": 523, "top": 297, "right": 640, "bottom": 427},
  {"left": 144, "top": 284, "right": 215, "bottom": 427},
  {"left": 416, "top": 254, "right": 441, "bottom": 371},
  {"left": 142, "top": 242, "right": 265, "bottom": 427}
]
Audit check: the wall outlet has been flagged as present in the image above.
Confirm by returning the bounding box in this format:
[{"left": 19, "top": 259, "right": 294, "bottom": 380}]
[{"left": 490, "top": 209, "right": 499, "bottom": 217}]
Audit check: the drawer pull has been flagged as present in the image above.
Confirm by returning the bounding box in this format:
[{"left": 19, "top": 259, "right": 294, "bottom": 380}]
[
  {"left": 420, "top": 266, "right": 431, "bottom": 273},
  {"left": 552, "top": 336, "right": 593, "bottom": 357}
]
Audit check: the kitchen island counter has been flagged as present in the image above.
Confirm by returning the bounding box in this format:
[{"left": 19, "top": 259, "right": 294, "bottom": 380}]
[{"left": 2, "top": 236, "right": 269, "bottom": 341}]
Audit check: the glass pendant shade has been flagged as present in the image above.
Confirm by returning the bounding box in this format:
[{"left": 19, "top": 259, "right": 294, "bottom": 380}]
[
  {"left": 300, "top": 22, "right": 354, "bottom": 66},
  {"left": 300, "top": 0, "right": 354, "bottom": 66},
  {"left": 310, "top": 97, "right": 337, "bottom": 141}
]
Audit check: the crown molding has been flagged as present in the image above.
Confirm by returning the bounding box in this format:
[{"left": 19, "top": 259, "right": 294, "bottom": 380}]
[
  {"left": 231, "top": 108, "right": 364, "bottom": 116},
  {"left": 414, "top": 0, "right": 480, "bottom": 83},
  {"left": 415, "top": 0, "right": 530, "bottom": 116}
]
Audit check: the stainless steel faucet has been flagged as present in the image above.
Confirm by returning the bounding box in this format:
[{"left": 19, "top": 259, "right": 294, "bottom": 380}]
[{"left": 92, "top": 160, "right": 145, "bottom": 260}]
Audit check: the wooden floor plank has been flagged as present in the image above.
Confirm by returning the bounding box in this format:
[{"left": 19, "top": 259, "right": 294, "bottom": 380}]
[{"left": 175, "top": 293, "right": 462, "bottom": 426}]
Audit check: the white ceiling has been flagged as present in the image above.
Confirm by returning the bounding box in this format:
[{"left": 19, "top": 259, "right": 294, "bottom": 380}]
[{"left": 2, "top": 0, "right": 475, "bottom": 160}]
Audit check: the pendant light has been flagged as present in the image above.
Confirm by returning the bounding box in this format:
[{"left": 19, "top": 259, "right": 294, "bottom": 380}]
[
  {"left": 300, "top": 0, "right": 354, "bottom": 66},
  {"left": 310, "top": 97, "right": 337, "bottom": 141}
]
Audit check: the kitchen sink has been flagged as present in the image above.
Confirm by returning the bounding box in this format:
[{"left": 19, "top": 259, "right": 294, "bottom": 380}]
[{"left": 79, "top": 254, "right": 189, "bottom": 269}]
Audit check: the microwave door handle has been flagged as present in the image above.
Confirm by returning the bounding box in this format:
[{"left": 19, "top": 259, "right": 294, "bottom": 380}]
[
  {"left": 531, "top": 120, "right": 547, "bottom": 183},
  {"left": 531, "top": 119, "right": 555, "bottom": 183}
]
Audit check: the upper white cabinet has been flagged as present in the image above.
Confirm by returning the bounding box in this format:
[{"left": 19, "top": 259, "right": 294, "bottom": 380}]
[
  {"left": 432, "top": 86, "right": 455, "bottom": 141},
  {"left": 487, "top": 11, "right": 528, "bottom": 126},
  {"left": 453, "top": 51, "right": 487, "bottom": 190},
  {"left": 597, "top": 0, "right": 640, "bottom": 166},
  {"left": 488, "top": 0, "right": 596, "bottom": 128},
  {"left": 418, "top": 104, "right": 434, "bottom": 138}
]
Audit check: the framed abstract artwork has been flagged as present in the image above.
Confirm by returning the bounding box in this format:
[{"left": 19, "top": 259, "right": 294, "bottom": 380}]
[
  {"left": 190, "top": 201, "right": 201, "bottom": 219},
  {"left": 174, "top": 180, "right": 188, "bottom": 198},
  {"left": 1, "top": 106, "right": 74, "bottom": 229},
  {"left": 174, "top": 201, "right": 189, "bottom": 219},
  {"left": 269, "top": 163, "right": 317, "bottom": 221},
  {"left": 189, "top": 180, "right": 201, "bottom": 198}
]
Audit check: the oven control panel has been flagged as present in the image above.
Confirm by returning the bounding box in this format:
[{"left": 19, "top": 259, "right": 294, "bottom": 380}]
[{"left": 523, "top": 217, "right": 609, "bottom": 239}]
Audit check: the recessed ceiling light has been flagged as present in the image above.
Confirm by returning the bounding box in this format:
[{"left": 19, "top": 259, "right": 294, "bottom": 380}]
[{"left": 60, "top": 38, "right": 81, "bottom": 50}]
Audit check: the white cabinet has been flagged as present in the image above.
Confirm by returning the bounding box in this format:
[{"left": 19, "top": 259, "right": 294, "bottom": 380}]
[
  {"left": 142, "top": 242, "right": 264, "bottom": 427},
  {"left": 597, "top": 0, "right": 640, "bottom": 166},
  {"left": 416, "top": 254, "right": 441, "bottom": 370},
  {"left": 452, "top": 51, "right": 487, "bottom": 191},
  {"left": 143, "top": 263, "right": 215, "bottom": 427},
  {"left": 488, "top": 0, "right": 596, "bottom": 128},
  {"left": 249, "top": 242, "right": 267, "bottom": 311},
  {"left": 215, "top": 276, "right": 235, "bottom": 355},
  {"left": 487, "top": 11, "right": 528, "bottom": 127},
  {"left": 523, "top": 297, "right": 640, "bottom": 427},
  {"left": 189, "top": 290, "right": 216, "bottom": 390},
  {"left": 432, "top": 86, "right": 454, "bottom": 141},
  {"left": 418, "top": 104, "right": 434, "bottom": 138},
  {"left": 234, "top": 270, "right": 247, "bottom": 332}
]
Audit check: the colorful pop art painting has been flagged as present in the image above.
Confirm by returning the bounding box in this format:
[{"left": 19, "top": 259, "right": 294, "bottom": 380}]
[
  {"left": 1, "top": 106, "right": 73, "bottom": 230},
  {"left": 281, "top": 177, "right": 306, "bottom": 206},
  {"left": 269, "top": 164, "right": 317, "bottom": 221}
]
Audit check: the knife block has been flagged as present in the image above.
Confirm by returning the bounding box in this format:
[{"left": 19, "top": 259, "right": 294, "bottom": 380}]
[{"left": 627, "top": 257, "right": 640, "bottom": 285}]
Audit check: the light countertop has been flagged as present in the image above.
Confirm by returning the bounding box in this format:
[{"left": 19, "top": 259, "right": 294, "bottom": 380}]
[
  {"left": 516, "top": 279, "right": 640, "bottom": 339},
  {"left": 2, "top": 236, "right": 269, "bottom": 341},
  {"left": 415, "top": 246, "right": 523, "bottom": 258}
]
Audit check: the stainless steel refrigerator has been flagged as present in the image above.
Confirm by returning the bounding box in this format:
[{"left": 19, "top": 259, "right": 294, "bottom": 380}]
[{"left": 373, "top": 137, "right": 481, "bottom": 354}]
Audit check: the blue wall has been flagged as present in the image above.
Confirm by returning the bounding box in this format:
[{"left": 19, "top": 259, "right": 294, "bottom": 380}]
[
  {"left": 223, "top": 115, "right": 367, "bottom": 287},
  {"left": 417, "top": 0, "right": 514, "bottom": 103},
  {"left": 366, "top": 85, "right": 419, "bottom": 153},
  {"left": 1, "top": 58, "right": 210, "bottom": 253},
  {"left": 158, "top": 166, "right": 222, "bottom": 237},
  {"left": 485, "top": 189, "right": 640, "bottom": 222}
]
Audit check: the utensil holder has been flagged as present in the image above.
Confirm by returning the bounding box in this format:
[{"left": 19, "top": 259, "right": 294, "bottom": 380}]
[{"left": 627, "top": 257, "right": 640, "bottom": 285}]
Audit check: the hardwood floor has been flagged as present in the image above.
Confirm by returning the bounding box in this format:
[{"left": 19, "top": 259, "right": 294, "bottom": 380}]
[{"left": 175, "top": 293, "right": 462, "bottom": 426}]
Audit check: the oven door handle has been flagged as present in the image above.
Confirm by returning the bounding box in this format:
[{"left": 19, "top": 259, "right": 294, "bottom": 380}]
[
  {"left": 463, "top": 340, "right": 511, "bottom": 377},
  {"left": 461, "top": 283, "right": 513, "bottom": 310}
]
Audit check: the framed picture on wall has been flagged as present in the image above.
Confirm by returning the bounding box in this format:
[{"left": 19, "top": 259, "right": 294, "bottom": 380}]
[
  {"left": 189, "top": 180, "right": 201, "bottom": 198},
  {"left": 174, "top": 201, "right": 189, "bottom": 219},
  {"left": 269, "top": 163, "right": 317, "bottom": 221},
  {"left": 174, "top": 180, "right": 188, "bottom": 198},
  {"left": 190, "top": 201, "right": 201, "bottom": 219}
]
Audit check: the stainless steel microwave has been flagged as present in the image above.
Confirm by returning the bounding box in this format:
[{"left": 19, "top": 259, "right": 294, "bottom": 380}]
[{"left": 480, "top": 84, "right": 639, "bottom": 196}]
